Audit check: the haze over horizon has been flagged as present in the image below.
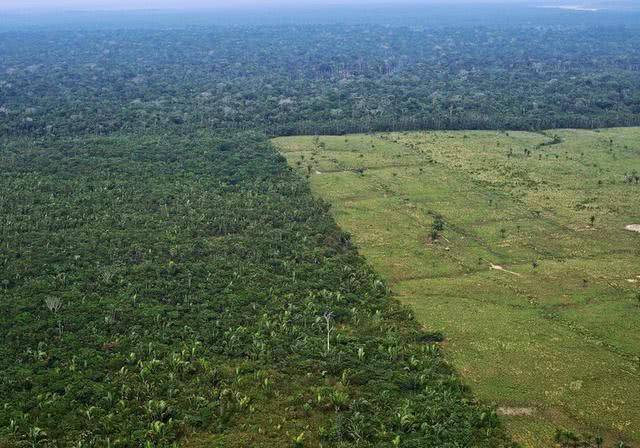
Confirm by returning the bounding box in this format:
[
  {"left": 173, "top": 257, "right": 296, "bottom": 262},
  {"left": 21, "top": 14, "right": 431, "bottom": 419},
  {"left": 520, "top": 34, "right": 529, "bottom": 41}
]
[{"left": 0, "top": 0, "right": 611, "bottom": 12}]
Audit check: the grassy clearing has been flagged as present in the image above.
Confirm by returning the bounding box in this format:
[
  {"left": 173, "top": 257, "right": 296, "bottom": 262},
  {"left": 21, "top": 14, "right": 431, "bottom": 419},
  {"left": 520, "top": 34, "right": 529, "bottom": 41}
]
[{"left": 274, "top": 128, "right": 640, "bottom": 447}]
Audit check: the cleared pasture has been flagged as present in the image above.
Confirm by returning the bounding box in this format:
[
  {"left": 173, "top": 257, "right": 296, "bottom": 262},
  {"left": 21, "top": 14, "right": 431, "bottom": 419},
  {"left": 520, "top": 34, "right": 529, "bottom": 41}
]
[{"left": 274, "top": 129, "right": 640, "bottom": 447}]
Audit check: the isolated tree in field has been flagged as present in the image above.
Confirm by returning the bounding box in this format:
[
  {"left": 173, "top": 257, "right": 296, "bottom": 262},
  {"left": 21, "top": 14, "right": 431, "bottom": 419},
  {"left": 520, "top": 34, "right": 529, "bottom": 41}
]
[
  {"left": 430, "top": 214, "right": 445, "bottom": 240},
  {"left": 589, "top": 215, "right": 596, "bottom": 226}
]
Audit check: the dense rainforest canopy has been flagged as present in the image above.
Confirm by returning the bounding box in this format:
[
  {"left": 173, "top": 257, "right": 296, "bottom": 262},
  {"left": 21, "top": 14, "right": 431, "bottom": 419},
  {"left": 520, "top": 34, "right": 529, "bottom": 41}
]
[
  {"left": 0, "top": 131, "right": 514, "bottom": 446},
  {"left": 1, "top": 22, "right": 640, "bottom": 138}
]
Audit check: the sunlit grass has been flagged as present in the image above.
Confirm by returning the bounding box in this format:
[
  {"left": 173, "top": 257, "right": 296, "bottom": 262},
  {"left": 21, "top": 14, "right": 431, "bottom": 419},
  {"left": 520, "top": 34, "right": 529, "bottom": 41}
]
[{"left": 274, "top": 128, "right": 640, "bottom": 447}]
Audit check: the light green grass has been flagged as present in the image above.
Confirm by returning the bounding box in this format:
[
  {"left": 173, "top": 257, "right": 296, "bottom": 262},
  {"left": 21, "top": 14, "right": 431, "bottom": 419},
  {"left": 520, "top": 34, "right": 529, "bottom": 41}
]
[{"left": 274, "top": 129, "right": 640, "bottom": 447}]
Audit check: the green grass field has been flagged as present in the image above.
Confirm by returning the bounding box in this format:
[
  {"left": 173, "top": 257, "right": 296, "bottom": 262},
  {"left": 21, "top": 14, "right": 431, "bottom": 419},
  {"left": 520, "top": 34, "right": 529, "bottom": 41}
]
[{"left": 274, "top": 129, "right": 640, "bottom": 447}]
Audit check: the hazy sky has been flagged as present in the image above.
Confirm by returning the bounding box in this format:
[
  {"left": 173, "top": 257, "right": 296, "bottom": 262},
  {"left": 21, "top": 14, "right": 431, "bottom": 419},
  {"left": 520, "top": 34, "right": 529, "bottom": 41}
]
[{"left": 0, "top": 0, "right": 531, "bottom": 11}]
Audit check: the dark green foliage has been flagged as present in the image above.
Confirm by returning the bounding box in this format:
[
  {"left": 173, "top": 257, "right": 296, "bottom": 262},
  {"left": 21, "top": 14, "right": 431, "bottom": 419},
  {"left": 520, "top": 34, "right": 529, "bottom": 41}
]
[
  {"left": 430, "top": 215, "right": 445, "bottom": 241},
  {"left": 554, "top": 429, "right": 607, "bottom": 448},
  {"left": 1, "top": 24, "right": 640, "bottom": 138},
  {"left": 0, "top": 132, "right": 511, "bottom": 446},
  {"left": 625, "top": 170, "right": 640, "bottom": 184}
]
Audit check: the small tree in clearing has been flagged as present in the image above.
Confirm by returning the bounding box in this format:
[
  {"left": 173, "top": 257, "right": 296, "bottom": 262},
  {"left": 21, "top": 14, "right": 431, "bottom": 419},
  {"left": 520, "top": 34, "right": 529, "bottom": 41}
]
[{"left": 430, "top": 214, "right": 445, "bottom": 241}]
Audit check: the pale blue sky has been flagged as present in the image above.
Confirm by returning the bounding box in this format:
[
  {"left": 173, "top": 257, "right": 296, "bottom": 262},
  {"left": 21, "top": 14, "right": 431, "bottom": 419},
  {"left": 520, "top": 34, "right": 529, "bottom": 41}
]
[{"left": 0, "top": 0, "right": 530, "bottom": 11}]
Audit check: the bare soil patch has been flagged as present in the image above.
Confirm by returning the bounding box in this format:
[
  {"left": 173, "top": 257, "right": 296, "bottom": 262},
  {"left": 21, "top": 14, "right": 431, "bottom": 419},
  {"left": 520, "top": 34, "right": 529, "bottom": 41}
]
[
  {"left": 497, "top": 407, "right": 535, "bottom": 417},
  {"left": 490, "top": 263, "right": 522, "bottom": 277}
]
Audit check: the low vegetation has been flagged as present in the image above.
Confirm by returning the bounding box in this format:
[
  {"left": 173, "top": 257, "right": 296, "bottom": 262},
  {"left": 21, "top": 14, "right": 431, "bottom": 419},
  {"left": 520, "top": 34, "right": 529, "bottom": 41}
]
[{"left": 275, "top": 128, "right": 640, "bottom": 447}]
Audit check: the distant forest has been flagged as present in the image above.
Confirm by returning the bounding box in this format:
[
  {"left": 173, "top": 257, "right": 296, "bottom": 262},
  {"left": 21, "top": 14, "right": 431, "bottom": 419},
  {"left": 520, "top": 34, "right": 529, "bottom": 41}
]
[{"left": 1, "top": 20, "right": 640, "bottom": 138}]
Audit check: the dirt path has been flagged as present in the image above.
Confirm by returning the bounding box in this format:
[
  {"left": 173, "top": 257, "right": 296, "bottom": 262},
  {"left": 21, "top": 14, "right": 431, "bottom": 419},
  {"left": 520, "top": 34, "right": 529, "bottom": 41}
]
[{"left": 490, "top": 263, "right": 522, "bottom": 277}]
